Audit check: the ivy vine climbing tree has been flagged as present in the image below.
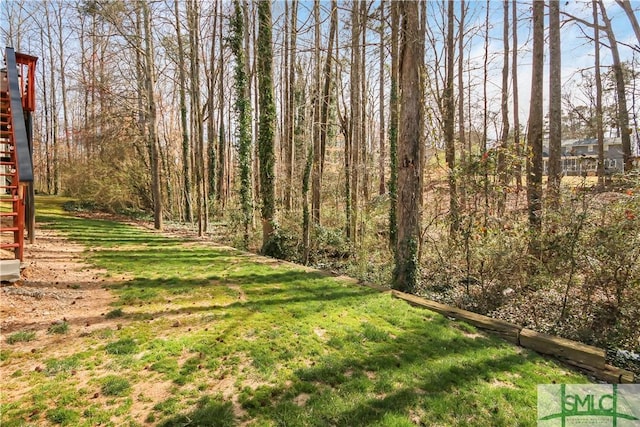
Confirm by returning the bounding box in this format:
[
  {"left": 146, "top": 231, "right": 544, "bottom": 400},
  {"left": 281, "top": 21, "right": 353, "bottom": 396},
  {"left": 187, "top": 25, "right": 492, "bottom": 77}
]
[
  {"left": 257, "top": 0, "right": 277, "bottom": 255},
  {"left": 230, "top": 0, "right": 253, "bottom": 248}
]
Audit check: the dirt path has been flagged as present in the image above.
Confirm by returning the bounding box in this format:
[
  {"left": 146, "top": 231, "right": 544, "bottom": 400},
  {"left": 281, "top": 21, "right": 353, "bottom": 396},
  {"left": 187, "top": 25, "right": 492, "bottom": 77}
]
[
  {"left": 0, "top": 221, "right": 250, "bottom": 424},
  {"left": 0, "top": 227, "right": 121, "bottom": 337}
]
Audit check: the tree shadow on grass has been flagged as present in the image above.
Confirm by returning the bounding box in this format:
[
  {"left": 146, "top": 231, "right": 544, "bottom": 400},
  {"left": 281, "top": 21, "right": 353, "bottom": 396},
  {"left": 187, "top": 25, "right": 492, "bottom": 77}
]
[
  {"left": 114, "top": 273, "right": 376, "bottom": 321},
  {"left": 158, "top": 311, "right": 541, "bottom": 426},
  {"left": 241, "top": 316, "right": 559, "bottom": 426},
  {"left": 156, "top": 395, "right": 236, "bottom": 427},
  {"left": 37, "top": 214, "right": 186, "bottom": 247}
]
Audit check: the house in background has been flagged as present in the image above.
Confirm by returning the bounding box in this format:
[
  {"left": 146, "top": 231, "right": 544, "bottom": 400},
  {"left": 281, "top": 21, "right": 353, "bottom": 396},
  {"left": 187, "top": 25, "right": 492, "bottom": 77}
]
[{"left": 543, "top": 137, "right": 624, "bottom": 176}]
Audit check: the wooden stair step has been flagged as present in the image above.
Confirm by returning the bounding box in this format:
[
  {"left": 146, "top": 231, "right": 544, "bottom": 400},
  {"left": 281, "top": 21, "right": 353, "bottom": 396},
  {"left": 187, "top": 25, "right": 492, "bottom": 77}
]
[{"left": 0, "top": 242, "right": 20, "bottom": 249}]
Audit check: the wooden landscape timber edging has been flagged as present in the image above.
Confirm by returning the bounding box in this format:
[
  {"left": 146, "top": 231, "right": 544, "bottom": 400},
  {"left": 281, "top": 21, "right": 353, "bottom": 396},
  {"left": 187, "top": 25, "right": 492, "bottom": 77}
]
[
  {"left": 390, "top": 290, "right": 637, "bottom": 384},
  {"left": 390, "top": 290, "right": 522, "bottom": 344}
]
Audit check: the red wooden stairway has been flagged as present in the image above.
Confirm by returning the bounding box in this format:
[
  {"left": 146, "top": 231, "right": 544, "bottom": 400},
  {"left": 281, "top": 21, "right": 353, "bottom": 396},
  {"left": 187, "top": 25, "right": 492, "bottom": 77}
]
[
  {"left": 0, "top": 48, "right": 37, "bottom": 270},
  {"left": 0, "top": 68, "right": 24, "bottom": 261}
]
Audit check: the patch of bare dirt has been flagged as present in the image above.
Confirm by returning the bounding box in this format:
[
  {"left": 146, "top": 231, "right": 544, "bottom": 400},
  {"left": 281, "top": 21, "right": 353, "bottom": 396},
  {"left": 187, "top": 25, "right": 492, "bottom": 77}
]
[
  {"left": 489, "top": 378, "right": 517, "bottom": 389},
  {"left": 293, "top": 393, "right": 311, "bottom": 407},
  {"left": 313, "top": 327, "right": 327, "bottom": 340},
  {"left": 0, "top": 228, "right": 126, "bottom": 335},
  {"left": 0, "top": 228, "right": 130, "bottom": 409},
  {"left": 461, "top": 331, "right": 487, "bottom": 340}
]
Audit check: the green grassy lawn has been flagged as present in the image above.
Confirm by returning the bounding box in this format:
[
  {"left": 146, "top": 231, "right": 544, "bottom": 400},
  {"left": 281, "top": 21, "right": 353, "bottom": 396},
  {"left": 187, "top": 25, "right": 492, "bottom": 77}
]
[{"left": 0, "top": 197, "right": 589, "bottom": 426}]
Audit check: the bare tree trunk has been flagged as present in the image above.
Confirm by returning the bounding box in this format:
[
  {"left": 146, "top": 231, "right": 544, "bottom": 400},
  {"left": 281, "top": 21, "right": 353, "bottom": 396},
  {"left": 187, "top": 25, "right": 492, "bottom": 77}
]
[
  {"left": 512, "top": 0, "right": 522, "bottom": 193},
  {"left": 615, "top": 0, "right": 640, "bottom": 46},
  {"left": 482, "top": 0, "right": 490, "bottom": 224},
  {"left": 142, "top": 2, "right": 163, "bottom": 230},
  {"left": 55, "top": 2, "right": 72, "bottom": 163},
  {"left": 39, "top": 25, "right": 52, "bottom": 194},
  {"left": 319, "top": 0, "right": 337, "bottom": 208},
  {"left": 393, "top": 1, "right": 423, "bottom": 293},
  {"left": 281, "top": 0, "right": 290, "bottom": 208},
  {"left": 311, "top": 0, "right": 321, "bottom": 224},
  {"left": 458, "top": 0, "right": 467, "bottom": 208},
  {"left": 44, "top": 4, "right": 60, "bottom": 195},
  {"left": 599, "top": 0, "right": 633, "bottom": 172},
  {"left": 527, "top": 0, "right": 544, "bottom": 252},
  {"left": 217, "top": 1, "right": 227, "bottom": 209},
  {"left": 207, "top": 4, "right": 218, "bottom": 214},
  {"left": 445, "top": 0, "right": 458, "bottom": 234},
  {"left": 187, "top": 0, "right": 205, "bottom": 236},
  {"left": 593, "top": 0, "right": 605, "bottom": 187},
  {"left": 360, "top": 13, "right": 368, "bottom": 208},
  {"left": 497, "top": 0, "right": 510, "bottom": 216},
  {"left": 389, "top": 0, "right": 399, "bottom": 249},
  {"left": 174, "top": 1, "right": 193, "bottom": 223},
  {"left": 251, "top": 3, "right": 260, "bottom": 220},
  {"left": 548, "top": 0, "right": 562, "bottom": 207},
  {"left": 284, "top": 0, "right": 297, "bottom": 211},
  {"left": 378, "top": 0, "right": 386, "bottom": 196},
  {"left": 349, "top": 0, "right": 362, "bottom": 242},
  {"left": 302, "top": 146, "right": 312, "bottom": 264}
]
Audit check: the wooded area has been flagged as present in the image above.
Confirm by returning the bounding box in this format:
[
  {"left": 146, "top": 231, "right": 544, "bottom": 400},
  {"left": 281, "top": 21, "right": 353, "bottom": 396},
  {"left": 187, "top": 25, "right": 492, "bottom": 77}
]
[{"left": 2, "top": 0, "right": 639, "bottom": 357}]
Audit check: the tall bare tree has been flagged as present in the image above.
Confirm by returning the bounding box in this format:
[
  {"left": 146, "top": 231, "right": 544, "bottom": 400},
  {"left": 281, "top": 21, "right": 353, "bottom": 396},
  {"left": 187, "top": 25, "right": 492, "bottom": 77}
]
[
  {"left": 599, "top": 0, "right": 633, "bottom": 172},
  {"left": 498, "top": 0, "right": 510, "bottom": 215},
  {"left": 54, "top": 2, "right": 72, "bottom": 162},
  {"left": 283, "top": 0, "right": 297, "bottom": 211},
  {"left": 527, "top": 0, "right": 544, "bottom": 249},
  {"left": 388, "top": 0, "right": 399, "bottom": 249},
  {"left": 378, "top": 0, "right": 386, "bottom": 196},
  {"left": 142, "top": 2, "right": 163, "bottom": 230},
  {"left": 216, "top": 2, "right": 227, "bottom": 209},
  {"left": 311, "top": 0, "right": 322, "bottom": 224},
  {"left": 548, "top": 0, "right": 562, "bottom": 206},
  {"left": 187, "top": 0, "right": 205, "bottom": 236},
  {"left": 444, "top": 0, "right": 458, "bottom": 234},
  {"left": 207, "top": 4, "right": 219, "bottom": 213},
  {"left": 43, "top": 4, "right": 60, "bottom": 195},
  {"left": 393, "top": 1, "right": 423, "bottom": 293},
  {"left": 615, "top": 0, "right": 640, "bottom": 46},
  {"left": 512, "top": 0, "right": 522, "bottom": 192},
  {"left": 458, "top": 0, "right": 467, "bottom": 206},
  {"left": 593, "top": 0, "right": 605, "bottom": 186},
  {"left": 347, "top": 0, "right": 363, "bottom": 241},
  {"left": 174, "top": 1, "right": 192, "bottom": 223}
]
